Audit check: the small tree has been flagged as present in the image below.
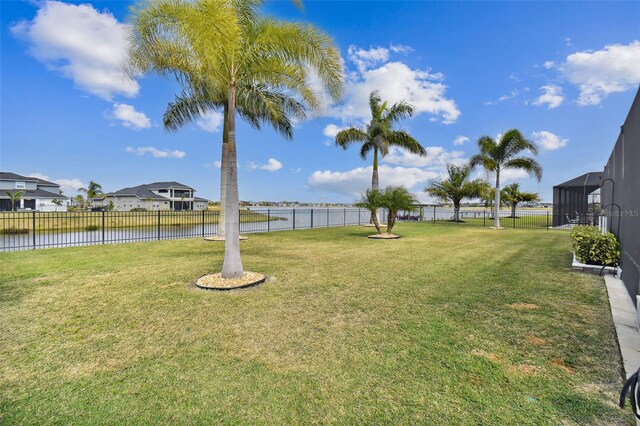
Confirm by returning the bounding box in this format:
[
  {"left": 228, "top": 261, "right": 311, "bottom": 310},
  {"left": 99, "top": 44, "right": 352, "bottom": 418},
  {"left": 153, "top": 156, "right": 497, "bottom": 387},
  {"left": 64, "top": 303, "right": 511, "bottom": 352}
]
[
  {"left": 356, "top": 189, "right": 384, "bottom": 234},
  {"left": 425, "top": 164, "right": 488, "bottom": 222},
  {"left": 74, "top": 194, "right": 86, "bottom": 211},
  {"left": 501, "top": 183, "right": 540, "bottom": 218},
  {"left": 108, "top": 200, "right": 115, "bottom": 211},
  {"left": 78, "top": 181, "right": 103, "bottom": 209},
  {"left": 51, "top": 198, "right": 63, "bottom": 212},
  {"left": 5, "top": 191, "right": 23, "bottom": 211},
  {"left": 382, "top": 186, "right": 417, "bottom": 234}
]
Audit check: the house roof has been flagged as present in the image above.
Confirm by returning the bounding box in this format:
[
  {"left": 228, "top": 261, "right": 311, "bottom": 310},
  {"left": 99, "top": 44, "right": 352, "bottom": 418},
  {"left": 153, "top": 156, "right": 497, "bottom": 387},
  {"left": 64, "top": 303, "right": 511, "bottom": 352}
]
[
  {"left": 1, "top": 188, "right": 69, "bottom": 199},
  {"left": 105, "top": 182, "right": 196, "bottom": 200},
  {"left": 0, "top": 172, "right": 59, "bottom": 187}
]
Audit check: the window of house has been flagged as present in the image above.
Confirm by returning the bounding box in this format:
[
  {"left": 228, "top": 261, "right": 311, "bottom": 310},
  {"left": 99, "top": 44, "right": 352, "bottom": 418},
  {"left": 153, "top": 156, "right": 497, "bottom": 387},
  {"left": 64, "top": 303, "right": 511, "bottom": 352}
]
[{"left": 15, "top": 182, "right": 26, "bottom": 189}]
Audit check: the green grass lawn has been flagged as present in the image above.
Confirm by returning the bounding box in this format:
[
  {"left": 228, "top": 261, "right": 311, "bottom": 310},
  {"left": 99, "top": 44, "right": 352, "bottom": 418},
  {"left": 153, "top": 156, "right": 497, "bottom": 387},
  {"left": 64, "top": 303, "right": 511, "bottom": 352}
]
[{"left": 0, "top": 224, "right": 630, "bottom": 424}]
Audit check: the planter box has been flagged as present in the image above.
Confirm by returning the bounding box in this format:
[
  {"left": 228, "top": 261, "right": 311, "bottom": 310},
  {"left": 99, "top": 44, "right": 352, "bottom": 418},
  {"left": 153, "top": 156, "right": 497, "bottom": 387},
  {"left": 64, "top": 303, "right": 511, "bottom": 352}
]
[{"left": 572, "top": 252, "right": 617, "bottom": 275}]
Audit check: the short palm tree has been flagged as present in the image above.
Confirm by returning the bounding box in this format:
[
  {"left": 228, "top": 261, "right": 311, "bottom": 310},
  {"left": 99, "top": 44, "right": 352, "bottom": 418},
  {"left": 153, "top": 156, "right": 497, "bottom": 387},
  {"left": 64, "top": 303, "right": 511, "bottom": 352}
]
[
  {"left": 355, "top": 189, "right": 385, "bottom": 234},
  {"left": 129, "top": 0, "right": 342, "bottom": 278},
  {"left": 336, "top": 91, "right": 426, "bottom": 191},
  {"left": 501, "top": 183, "right": 540, "bottom": 218},
  {"left": 5, "top": 191, "right": 23, "bottom": 211},
  {"left": 78, "top": 181, "right": 103, "bottom": 209},
  {"left": 469, "top": 129, "right": 542, "bottom": 228},
  {"left": 425, "top": 164, "right": 488, "bottom": 222},
  {"left": 51, "top": 198, "right": 63, "bottom": 212},
  {"left": 382, "top": 186, "right": 417, "bottom": 235}
]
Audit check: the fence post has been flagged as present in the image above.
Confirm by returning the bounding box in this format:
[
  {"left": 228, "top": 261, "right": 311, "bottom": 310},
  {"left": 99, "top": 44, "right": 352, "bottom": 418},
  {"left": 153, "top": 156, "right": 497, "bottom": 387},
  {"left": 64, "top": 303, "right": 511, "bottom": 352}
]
[
  {"left": 483, "top": 210, "right": 486, "bottom": 227},
  {"left": 433, "top": 205, "right": 436, "bottom": 223},
  {"left": 344, "top": 208, "right": 346, "bottom": 226},
  {"left": 358, "top": 208, "right": 361, "bottom": 225},
  {"left": 32, "top": 211, "right": 36, "bottom": 249},
  {"left": 546, "top": 210, "right": 550, "bottom": 230},
  {"left": 327, "top": 208, "right": 330, "bottom": 227},
  {"left": 513, "top": 213, "right": 516, "bottom": 229},
  {"left": 102, "top": 211, "right": 105, "bottom": 244},
  {"left": 202, "top": 209, "right": 205, "bottom": 237},
  {"left": 267, "top": 209, "right": 270, "bottom": 232},
  {"left": 157, "top": 210, "right": 161, "bottom": 240},
  {"left": 310, "top": 209, "right": 313, "bottom": 229},
  {"left": 293, "top": 209, "right": 296, "bottom": 230}
]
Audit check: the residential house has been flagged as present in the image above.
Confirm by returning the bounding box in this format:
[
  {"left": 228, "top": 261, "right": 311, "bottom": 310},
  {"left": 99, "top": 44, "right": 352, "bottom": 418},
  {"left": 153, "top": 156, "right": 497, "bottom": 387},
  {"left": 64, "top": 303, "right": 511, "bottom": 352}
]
[
  {"left": 0, "top": 172, "right": 68, "bottom": 211},
  {"left": 94, "top": 182, "right": 209, "bottom": 211}
]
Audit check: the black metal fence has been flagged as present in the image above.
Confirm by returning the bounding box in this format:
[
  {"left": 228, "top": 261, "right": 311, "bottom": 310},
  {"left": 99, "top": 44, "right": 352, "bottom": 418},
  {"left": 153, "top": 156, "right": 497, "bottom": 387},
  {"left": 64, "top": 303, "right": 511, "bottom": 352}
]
[
  {"left": 0, "top": 208, "right": 378, "bottom": 251},
  {"left": 1, "top": 208, "right": 590, "bottom": 251}
]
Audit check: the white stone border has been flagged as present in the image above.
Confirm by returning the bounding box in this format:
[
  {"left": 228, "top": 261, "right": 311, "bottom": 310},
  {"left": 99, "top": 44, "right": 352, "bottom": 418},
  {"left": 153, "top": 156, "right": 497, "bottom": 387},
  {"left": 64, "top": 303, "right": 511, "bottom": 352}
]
[{"left": 572, "top": 252, "right": 617, "bottom": 275}]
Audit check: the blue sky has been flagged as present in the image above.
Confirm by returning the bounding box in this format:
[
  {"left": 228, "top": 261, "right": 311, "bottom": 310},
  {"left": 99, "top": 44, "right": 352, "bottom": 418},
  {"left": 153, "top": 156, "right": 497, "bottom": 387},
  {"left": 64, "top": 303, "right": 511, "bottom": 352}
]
[{"left": 1, "top": 0, "right": 639, "bottom": 203}]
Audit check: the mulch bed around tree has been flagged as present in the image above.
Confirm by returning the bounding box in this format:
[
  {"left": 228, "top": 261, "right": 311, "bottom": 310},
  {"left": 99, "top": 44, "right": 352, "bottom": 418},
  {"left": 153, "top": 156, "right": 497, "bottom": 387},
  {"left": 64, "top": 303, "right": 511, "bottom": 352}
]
[
  {"left": 367, "top": 233, "right": 401, "bottom": 239},
  {"left": 195, "top": 271, "right": 266, "bottom": 290},
  {"left": 204, "top": 235, "right": 249, "bottom": 241}
]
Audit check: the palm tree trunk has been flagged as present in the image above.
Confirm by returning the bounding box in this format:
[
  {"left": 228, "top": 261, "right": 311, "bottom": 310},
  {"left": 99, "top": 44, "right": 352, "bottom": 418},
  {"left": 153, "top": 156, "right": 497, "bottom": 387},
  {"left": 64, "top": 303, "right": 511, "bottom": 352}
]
[
  {"left": 221, "top": 84, "right": 244, "bottom": 278},
  {"left": 371, "top": 147, "right": 379, "bottom": 191},
  {"left": 370, "top": 147, "right": 380, "bottom": 225},
  {"left": 511, "top": 203, "right": 516, "bottom": 218},
  {"left": 218, "top": 104, "right": 229, "bottom": 237},
  {"left": 454, "top": 203, "right": 460, "bottom": 222},
  {"left": 387, "top": 210, "right": 397, "bottom": 234},
  {"left": 494, "top": 171, "right": 501, "bottom": 228},
  {"left": 371, "top": 210, "right": 381, "bottom": 234}
]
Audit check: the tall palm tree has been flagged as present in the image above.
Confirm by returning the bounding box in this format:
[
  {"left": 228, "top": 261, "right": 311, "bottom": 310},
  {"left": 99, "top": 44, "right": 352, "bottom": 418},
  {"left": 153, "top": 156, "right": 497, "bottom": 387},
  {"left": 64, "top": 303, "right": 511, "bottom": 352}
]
[
  {"left": 469, "top": 129, "right": 542, "bottom": 228},
  {"left": 355, "top": 189, "right": 384, "bottom": 234},
  {"left": 128, "top": 0, "right": 342, "bottom": 278},
  {"left": 381, "top": 186, "right": 417, "bottom": 235},
  {"left": 335, "top": 91, "right": 426, "bottom": 192},
  {"left": 425, "top": 164, "right": 488, "bottom": 222},
  {"left": 501, "top": 183, "right": 540, "bottom": 218},
  {"left": 78, "top": 181, "right": 103, "bottom": 209},
  {"left": 163, "top": 82, "right": 304, "bottom": 237},
  {"left": 5, "top": 191, "right": 23, "bottom": 211}
]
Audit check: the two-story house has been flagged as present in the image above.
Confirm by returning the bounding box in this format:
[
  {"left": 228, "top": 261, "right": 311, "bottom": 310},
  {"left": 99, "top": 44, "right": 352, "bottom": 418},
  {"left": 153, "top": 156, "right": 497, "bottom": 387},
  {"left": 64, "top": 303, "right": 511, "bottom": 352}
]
[
  {"left": 94, "top": 181, "right": 209, "bottom": 211},
  {"left": 0, "top": 172, "right": 68, "bottom": 211}
]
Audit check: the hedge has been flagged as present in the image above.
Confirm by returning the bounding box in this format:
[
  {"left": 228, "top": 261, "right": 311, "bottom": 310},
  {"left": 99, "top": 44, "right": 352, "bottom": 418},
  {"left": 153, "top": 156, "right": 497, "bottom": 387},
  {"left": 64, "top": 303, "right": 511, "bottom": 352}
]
[{"left": 570, "top": 226, "right": 620, "bottom": 266}]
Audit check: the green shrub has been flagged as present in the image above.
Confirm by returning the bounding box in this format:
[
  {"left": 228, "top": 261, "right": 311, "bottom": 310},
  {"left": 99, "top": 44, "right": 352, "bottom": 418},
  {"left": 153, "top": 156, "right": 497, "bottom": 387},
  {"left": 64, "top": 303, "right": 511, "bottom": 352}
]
[
  {"left": 0, "top": 227, "right": 29, "bottom": 235},
  {"left": 85, "top": 225, "right": 100, "bottom": 231},
  {"left": 570, "top": 226, "right": 620, "bottom": 266},
  {"left": 130, "top": 208, "right": 148, "bottom": 212}
]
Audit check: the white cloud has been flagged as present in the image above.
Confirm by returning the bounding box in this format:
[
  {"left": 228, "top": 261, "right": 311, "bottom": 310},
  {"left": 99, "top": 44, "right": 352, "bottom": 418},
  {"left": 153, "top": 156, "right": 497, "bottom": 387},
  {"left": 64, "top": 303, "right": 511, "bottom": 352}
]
[
  {"left": 347, "top": 45, "right": 389, "bottom": 73},
  {"left": 532, "top": 130, "right": 568, "bottom": 151},
  {"left": 560, "top": 40, "right": 640, "bottom": 105},
  {"left": 453, "top": 135, "right": 469, "bottom": 146},
  {"left": 308, "top": 165, "right": 440, "bottom": 198},
  {"left": 11, "top": 1, "right": 138, "bottom": 100},
  {"left": 108, "top": 103, "right": 151, "bottom": 129},
  {"left": 204, "top": 161, "right": 221, "bottom": 169},
  {"left": 543, "top": 61, "right": 555, "bottom": 69},
  {"left": 197, "top": 111, "right": 224, "bottom": 133},
  {"left": 485, "top": 89, "right": 519, "bottom": 105},
  {"left": 125, "top": 146, "right": 186, "bottom": 159},
  {"left": 323, "top": 123, "right": 348, "bottom": 138},
  {"left": 389, "top": 44, "right": 414, "bottom": 54},
  {"left": 29, "top": 173, "right": 85, "bottom": 194},
  {"left": 335, "top": 60, "right": 460, "bottom": 124},
  {"left": 532, "top": 85, "right": 564, "bottom": 109},
  {"left": 248, "top": 158, "right": 283, "bottom": 172},
  {"left": 382, "top": 146, "right": 467, "bottom": 168}
]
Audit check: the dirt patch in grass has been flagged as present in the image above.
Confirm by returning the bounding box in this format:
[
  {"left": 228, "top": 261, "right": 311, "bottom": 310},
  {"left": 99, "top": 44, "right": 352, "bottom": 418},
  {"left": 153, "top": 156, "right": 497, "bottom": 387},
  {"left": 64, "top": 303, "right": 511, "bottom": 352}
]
[
  {"left": 551, "top": 359, "right": 576, "bottom": 375},
  {"left": 509, "top": 302, "right": 539, "bottom": 310},
  {"left": 525, "top": 335, "right": 548, "bottom": 346},
  {"left": 508, "top": 364, "right": 542, "bottom": 376}
]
